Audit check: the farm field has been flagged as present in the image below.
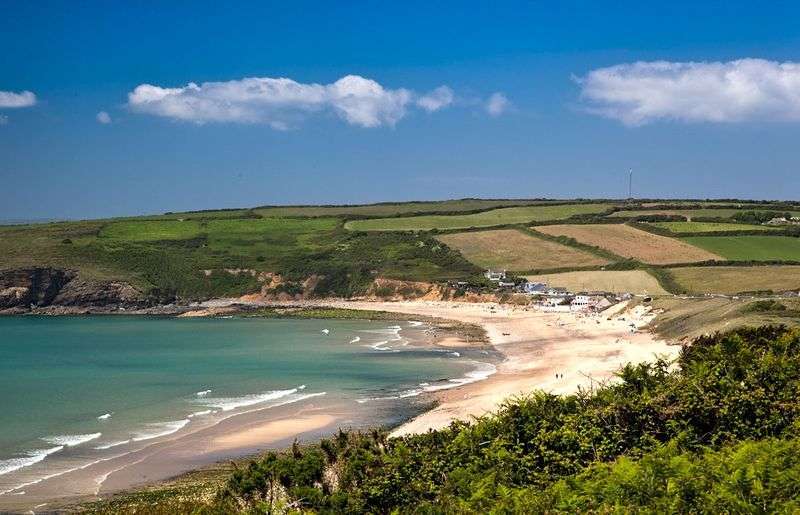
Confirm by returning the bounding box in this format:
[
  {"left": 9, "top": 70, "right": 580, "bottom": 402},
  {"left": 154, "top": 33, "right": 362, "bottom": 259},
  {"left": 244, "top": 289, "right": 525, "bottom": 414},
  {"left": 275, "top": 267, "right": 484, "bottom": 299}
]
[
  {"left": 436, "top": 229, "right": 609, "bottom": 271},
  {"left": 668, "top": 266, "right": 800, "bottom": 294},
  {"left": 535, "top": 224, "right": 723, "bottom": 264},
  {"left": 650, "top": 221, "right": 781, "bottom": 233},
  {"left": 524, "top": 270, "right": 668, "bottom": 295},
  {"left": 0, "top": 216, "right": 479, "bottom": 298},
  {"left": 609, "top": 208, "right": 800, "bottom": 220},
  {"left": 345, "top": 203, "right": 611, "bottom": 231},
  {"left": 254, "top": 199, "right": 557, "bottom": 218},
  {"left": 681, "top": 236, "right": 800, "bottom": 261}
]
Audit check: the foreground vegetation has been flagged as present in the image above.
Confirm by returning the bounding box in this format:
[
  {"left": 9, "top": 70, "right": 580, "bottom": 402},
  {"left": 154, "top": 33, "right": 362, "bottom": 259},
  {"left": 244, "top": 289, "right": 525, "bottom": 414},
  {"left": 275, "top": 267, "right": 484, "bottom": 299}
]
[{"left": 84, "top": 326, "right": 800, "bottom": 513}]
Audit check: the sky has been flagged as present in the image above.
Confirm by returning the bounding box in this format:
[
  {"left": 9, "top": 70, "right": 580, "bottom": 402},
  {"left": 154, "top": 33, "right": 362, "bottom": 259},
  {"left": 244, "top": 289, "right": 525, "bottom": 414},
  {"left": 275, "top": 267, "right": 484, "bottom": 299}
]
[{"left": 2, "top": 0, "right": 800, "bottom": 219}]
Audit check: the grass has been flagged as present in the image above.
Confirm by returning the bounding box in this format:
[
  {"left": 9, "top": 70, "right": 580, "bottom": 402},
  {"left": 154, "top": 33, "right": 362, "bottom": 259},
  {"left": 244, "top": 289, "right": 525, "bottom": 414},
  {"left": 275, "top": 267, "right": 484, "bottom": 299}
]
[
  {"left": 609, "top": 208, "right": 800, "bottom": 220},
  {"left": 647, "top": 296, "right": 800, "bottom": 341},
  {"left": 524, "top": 270, "right": 668, "bottom": 295},
  {"left": 436, "top": 229, "right": 609, "bottom": 272},
  {"left": 669, "top": 266, "right": 800, "bottom": 294},
  {"left": 344, "top": 203, "right": 611, "bottom": 231},
  {"left": 535, "top": 224, "right": 722, "bottom": 264},
  {"left": 650, "top": 221, "right": 781, "bottom": 233},
  {"left": 0, "top": 216, "right": 480, "bottom": 299},
  {"left": 254, "top": 199, "right": 556, "bottom": 218},
  {"left": 681, "top": 235, "right": 800, "bottom": 261},
  {"left": 99, "top": 220, "right": 204, "bottom": 241}
]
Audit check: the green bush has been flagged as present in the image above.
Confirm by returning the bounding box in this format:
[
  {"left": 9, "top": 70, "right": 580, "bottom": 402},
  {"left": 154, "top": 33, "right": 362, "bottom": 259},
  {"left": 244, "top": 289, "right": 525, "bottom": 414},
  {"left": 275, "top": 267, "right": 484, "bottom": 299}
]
[{"left": 215, "top": 326, "right": 800, "bottom": 513}]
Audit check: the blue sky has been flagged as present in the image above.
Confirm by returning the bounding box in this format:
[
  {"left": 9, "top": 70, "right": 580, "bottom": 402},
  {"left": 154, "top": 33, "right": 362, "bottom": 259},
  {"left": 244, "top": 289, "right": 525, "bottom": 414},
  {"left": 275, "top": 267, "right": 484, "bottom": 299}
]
[{"left": 2, "top": 1, "right": 800, "bottom": 219}]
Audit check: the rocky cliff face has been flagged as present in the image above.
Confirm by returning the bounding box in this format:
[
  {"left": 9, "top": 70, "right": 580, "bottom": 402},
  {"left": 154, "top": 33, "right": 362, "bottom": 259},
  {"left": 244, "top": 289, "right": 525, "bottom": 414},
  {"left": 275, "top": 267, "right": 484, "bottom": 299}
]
[{"left": 0, "top": 268, "right": 148, "bottom": 313}]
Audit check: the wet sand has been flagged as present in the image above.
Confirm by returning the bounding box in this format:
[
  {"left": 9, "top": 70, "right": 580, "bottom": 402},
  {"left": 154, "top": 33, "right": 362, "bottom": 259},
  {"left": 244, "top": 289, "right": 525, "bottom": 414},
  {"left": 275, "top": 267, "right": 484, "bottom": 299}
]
[
  {"left": 5, "top": 298, "right": 677, "bottom": 512},
  {"left": 299, "top": 299, "right": 678, "bottom": 436}
]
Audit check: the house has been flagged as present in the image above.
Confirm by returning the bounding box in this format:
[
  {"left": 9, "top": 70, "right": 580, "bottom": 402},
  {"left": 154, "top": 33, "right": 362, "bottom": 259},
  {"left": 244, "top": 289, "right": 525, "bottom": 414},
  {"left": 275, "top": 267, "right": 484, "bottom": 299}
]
[
  {"left": 484, "top": 269, "right": 506, "bottom": 281},
  {"left": 498, "top": 280, "right": 516, "bottom": 288},
  {"left": 570, "top": 294, "right": 591, "bottom": 310},
  {"left": 546, "top": 287, "right": 568, "bottom": 296},
  {"left": 522, "top": 282, "right": 548, "bottom": 295}
]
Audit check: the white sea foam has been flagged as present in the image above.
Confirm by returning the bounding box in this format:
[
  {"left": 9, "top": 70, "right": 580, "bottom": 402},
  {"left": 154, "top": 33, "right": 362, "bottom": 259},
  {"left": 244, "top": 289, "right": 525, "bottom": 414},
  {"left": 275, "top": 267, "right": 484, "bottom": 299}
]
[
  {"left": 321, "top": 329, "right": 329, "bottom": 334},
  {"left": 0, "top": 446, "right": 63, "bottom": 477},
  {"left": 196, "top": 387, "right": 300, "bottom": 411},
  {"left": 93, "top": 439, "right": 131, "bottom": 450},
  {"left": 195, "top": 389, "right": 212, "bottom": 397},
  {"left": 42, "top": 433, "right": 102, "bottom": 447},
  {"left": 450, "top": 351, "right": 461, "bottom": 357},
  {"left": 357, "top": 361, "right": 497, "bottom": 402},
  {"left": 97, "top": 413, "right": 112, "bottom": 420},
  {"left": 349, "top": 336, "right": 361, "bottom": 344},
  {"left": 131, "top": 419, "right": 190, "bottom": 442},
  {"left": 187, "top": 410, "right": 212, "bottom": 419}
]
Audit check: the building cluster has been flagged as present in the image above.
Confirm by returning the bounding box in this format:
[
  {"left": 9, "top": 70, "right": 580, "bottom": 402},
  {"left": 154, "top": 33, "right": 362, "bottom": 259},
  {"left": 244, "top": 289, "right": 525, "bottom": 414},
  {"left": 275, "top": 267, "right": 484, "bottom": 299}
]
[{"left": 482, "top": 269, "right": 620, "bottom": 312}]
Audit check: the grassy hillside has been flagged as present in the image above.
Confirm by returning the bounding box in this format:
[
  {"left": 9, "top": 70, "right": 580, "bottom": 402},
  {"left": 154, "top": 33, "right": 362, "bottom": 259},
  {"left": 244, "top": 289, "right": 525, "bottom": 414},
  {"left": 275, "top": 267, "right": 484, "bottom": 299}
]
[
  {"left": 535, "top": 224, "right": 722, "bottom": 264},
  {"left": 650, "top": 221, "right": 780, "bottom": 233},
  {"left": 669, "top": 265, "right": 800, "bottom": 294},
  {"left": 609, "top": 208, "right": 800, "bottom": 220},
  {"left": 682, "top": 235, "right": 800, "bottom": 261},
  {"left": 525, "top": 270, "right": 668, "bottom": 295},
  {"left": 253, "top": 199, "right": 555, "bottom": 218},
  {"left": 436, "top": 229, "right": 609, "bottom": 272},
  {"left": 344, "top": 203, "right": 612, "bottom": 231},
  {"left": 89, "top": 326, "right": 800, "bottom": 513},
  {"left": 0, "top": 216, "right": 480, "bottom": 299}
]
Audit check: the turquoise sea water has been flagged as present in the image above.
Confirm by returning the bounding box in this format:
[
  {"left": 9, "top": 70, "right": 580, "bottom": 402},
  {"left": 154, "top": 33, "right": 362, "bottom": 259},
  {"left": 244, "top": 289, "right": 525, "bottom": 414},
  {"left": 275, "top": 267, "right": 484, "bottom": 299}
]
[{"left": 0, "top": 316, "right": 493, "bottom": 497}]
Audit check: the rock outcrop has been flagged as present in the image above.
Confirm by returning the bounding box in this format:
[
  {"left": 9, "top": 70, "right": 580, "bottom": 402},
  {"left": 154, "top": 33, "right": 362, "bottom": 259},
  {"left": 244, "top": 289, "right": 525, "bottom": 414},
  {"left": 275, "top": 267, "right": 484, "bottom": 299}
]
[{"left": 0, "top": 268, "right": 147, "bottom": 313}]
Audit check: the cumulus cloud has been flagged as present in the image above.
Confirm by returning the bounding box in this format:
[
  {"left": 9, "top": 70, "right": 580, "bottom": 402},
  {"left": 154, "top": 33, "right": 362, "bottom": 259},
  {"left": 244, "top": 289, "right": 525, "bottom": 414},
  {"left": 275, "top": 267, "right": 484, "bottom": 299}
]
[
  {"left": 127, "top": 75, "right": 459, "bottom": 128},
  {"left": 96, "top": 111, "right": 112, "bottom": 124},
  {"left": 578, "top": 58, "right": 800, "bottom": 125},
  {"left": 416, "top": 86, "right": 454, "bottom": 112},
  {"left": 0, "top": 90, "right": 36, "bottom": 108},
  {"left": 485, "top": 92, "right": 510, "bottom": 116}
]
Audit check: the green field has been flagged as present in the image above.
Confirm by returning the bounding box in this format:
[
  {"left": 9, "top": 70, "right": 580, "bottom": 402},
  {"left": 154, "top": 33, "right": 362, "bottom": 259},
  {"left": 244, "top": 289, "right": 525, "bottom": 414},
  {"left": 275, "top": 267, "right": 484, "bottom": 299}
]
[
  {"left": 668, "top": 266, "right": 800, "bottom": 294},
  {"left": 345, "top": 203, "right": 611, "bottom": 231},
  {"left": 651, "top": 221, "right": 780, "bottom": 233},
  {"left": 610, "top": 208, "right": 800, "bottom": 220},
  {"left": 0, "top": 216, "right": 479, "bottom": 299},
  {"left": 681, "top": 235, "right": 800, "bottom": 261},
  {"left": 99, "top": 220, "right": 204, "bottom": 241},
  {"left": 254, "top": 199, "right": 557, "bottom": 218}
]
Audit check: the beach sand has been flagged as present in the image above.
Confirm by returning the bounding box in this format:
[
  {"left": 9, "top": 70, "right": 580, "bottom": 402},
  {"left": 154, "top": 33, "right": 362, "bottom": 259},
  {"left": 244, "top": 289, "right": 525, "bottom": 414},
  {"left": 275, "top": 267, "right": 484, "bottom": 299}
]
[
  {"left": 7, "top": 298, "right": 678, "bottom": 512},
  {"left": 304, "top": 299, "right": 678, "bottom": 436}
]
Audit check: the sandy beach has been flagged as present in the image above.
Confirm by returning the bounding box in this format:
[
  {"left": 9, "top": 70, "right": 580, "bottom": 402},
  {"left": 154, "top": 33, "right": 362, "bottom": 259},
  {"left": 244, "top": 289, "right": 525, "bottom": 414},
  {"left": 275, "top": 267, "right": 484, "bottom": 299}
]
[
  {"left": 303, "top": 299, "right": 679, "bottom": 436},
  {"left": 2, "top": 298, "right": 678, "bottom": 512}
]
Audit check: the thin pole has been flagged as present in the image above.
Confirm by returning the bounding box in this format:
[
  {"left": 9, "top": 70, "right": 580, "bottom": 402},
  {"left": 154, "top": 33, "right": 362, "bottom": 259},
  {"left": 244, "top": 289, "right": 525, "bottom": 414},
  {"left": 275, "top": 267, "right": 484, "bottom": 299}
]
[{"left": 628, "top": 169, "right": 633, "bottom": 199}]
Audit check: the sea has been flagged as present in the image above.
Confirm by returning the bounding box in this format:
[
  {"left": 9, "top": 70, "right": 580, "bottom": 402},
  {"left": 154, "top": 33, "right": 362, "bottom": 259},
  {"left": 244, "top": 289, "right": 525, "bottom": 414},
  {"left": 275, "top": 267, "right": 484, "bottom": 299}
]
[{"left": 0, "top": 315, "right": 495, "bottom": 503}]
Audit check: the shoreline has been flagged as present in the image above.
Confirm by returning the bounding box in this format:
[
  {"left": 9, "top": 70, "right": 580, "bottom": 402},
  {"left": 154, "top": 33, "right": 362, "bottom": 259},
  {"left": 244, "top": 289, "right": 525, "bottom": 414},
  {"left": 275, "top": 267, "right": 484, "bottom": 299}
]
[
  {"left": 281, "top": 299, "right": 678, "bottom": 436},
  {"left": 0, "top": 313, "right": 487, "bottom": 513},
  {"left": 4, "top": 298, "right": 679, "bottom": 512}
]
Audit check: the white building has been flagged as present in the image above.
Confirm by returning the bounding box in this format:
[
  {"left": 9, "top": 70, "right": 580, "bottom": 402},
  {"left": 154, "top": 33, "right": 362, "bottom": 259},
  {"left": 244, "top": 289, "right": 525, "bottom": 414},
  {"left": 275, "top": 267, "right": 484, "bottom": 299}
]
[{"left": 484, "top": 269, "right": 506, "bottom": 281}]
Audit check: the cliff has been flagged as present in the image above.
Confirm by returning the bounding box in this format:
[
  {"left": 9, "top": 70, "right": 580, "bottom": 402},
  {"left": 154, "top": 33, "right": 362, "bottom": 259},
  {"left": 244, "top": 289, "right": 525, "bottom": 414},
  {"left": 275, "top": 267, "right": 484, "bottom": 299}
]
[{"left": 0, "top": 268, "right": 148, "bottom": 314}]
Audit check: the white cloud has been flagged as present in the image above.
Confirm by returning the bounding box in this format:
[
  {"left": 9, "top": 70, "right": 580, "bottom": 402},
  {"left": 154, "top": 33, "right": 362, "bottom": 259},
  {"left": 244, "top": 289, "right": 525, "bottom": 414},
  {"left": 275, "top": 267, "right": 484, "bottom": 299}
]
[
  {"left": 96, "top": 111, "right": 112, "bottom": 124},
  {"left": 0, "top": 90, "right": 36, "bottom": 108},
  {"left": 579, "top": 58, "right": 800, "bottom": 125},
  {"left": 416, "top": 86, "right": 454, "bottom": 112},
  {"left": 127, "top": 75, "right": 455, "bottom": 128},
  {"left": 485, "top": 92, "right": 510, "bottom": 116}
]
